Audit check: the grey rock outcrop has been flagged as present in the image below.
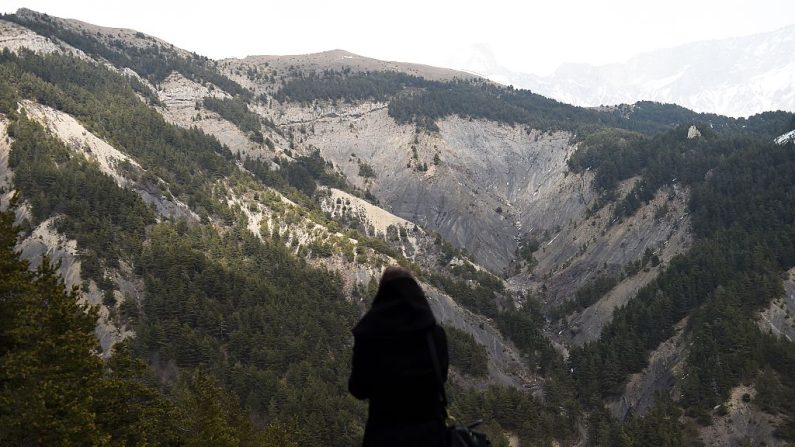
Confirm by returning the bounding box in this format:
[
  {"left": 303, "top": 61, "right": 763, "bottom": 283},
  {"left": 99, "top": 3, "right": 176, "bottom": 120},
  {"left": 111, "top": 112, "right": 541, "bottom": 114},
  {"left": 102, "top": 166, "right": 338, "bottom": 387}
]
[
  {"left": 758, "top": 267, "right": 795, "bottom": 342},
  {"left": 271, "top": 101, "right": 582, "bottom": 272}
]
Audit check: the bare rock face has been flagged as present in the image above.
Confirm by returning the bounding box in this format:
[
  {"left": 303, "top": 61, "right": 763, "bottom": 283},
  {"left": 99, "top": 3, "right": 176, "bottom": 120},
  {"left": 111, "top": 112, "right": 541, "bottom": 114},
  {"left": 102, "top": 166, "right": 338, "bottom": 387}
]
[
  {"left": 14, "top": 8, "right": 190, "bottom": 58},
  {"left": 0, "top": 116, "right": 13, "bottom": 210},
  {"left": 540, "top": 185, "right": 692, "bottom": 345},
  {"left": 16, "top": 219, "right": 133, "bottom": 355},
  {"left": 155, "top": 72, "right": 288, "bottom": 160},
  {"left": 758, "top": 267, "right": 795, "bottom": 342},
  {"left": 21, "top": 101, "right": 198, "bottom": 222},
  {"left": 276, "top": 101, "right": 581, "bottom": 272},
  {"left": 607, "top": 318, "right": 688, "bottom": 420},
  {"left": 0, "top": 117, "right": 130, "bottom": 355},
  {"left": 699, "top": 386, "right": 790, "bottom": 447},
  {"left": 424, "top": 284, "right": 539, "bottom": 390},
  {"left": 0, "top": 18, "right": 87, "bottom": 58}
]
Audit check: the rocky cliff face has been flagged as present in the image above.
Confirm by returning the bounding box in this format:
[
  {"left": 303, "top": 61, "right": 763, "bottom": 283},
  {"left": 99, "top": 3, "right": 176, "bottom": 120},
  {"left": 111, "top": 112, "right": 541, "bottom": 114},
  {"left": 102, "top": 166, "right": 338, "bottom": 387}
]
[
  {"left": 255, "top": 99, "right": 583, "bottom": 273},
  {"left": 758, "top": 267, "right": 795, "bottom": 342}
]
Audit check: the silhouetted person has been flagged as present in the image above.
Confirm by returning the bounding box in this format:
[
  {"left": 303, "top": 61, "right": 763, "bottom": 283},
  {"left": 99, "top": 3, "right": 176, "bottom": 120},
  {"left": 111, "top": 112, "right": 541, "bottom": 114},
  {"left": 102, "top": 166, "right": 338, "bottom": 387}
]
[{"left": 349, "top": 266, "right": 448, "bottom": 447}]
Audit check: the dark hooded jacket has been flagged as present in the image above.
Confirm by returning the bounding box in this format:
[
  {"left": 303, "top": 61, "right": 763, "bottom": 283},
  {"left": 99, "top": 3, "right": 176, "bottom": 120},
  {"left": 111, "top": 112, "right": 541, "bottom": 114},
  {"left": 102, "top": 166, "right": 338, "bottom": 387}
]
[{"left": 349, "top": 276, "right": 448, "bottom": 447}]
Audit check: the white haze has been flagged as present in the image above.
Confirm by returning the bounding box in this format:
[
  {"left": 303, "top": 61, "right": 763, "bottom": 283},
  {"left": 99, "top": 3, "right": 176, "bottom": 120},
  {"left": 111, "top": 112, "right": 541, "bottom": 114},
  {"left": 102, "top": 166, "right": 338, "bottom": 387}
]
[{"left": 1, "top": 0, "right": 794, "bottom": 76}]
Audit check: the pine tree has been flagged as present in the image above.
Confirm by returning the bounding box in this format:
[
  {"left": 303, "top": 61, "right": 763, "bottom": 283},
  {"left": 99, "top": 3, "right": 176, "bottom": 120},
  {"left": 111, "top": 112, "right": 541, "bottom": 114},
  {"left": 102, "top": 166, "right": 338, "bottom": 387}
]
[{"left": 0, "top": 207, "right": 108, "bottom": 446}]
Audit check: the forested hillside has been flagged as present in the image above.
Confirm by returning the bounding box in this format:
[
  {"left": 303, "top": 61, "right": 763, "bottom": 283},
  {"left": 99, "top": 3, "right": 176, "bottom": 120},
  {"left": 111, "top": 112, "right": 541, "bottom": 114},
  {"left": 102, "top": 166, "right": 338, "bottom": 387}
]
[{"left": 1, "top": 9, "right": 795, "bottom": 447}]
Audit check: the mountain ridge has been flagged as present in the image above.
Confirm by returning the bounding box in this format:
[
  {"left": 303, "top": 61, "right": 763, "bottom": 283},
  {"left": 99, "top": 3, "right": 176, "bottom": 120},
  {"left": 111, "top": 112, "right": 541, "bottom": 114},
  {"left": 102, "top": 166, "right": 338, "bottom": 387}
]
[{"left": 457, "top": 24, "right": 795, "bottom": 117}]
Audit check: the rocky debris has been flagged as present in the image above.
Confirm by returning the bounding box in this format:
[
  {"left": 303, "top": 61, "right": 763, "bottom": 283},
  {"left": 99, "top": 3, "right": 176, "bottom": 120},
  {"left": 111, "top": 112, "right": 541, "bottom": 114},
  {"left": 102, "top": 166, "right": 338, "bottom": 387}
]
[
  {"left": 567, "top": 267, "right": 662, "bottom": 345},
  {"left": 227, "top": 178, "right": 533, "bottom": 388},
  {"left": 319, "top": 247, "right": 535, "bottom": 389},
  {"left": 157, "top": 71, "right": 230, "bottom": 107},
  {"left": 1, "top": 113, "right": 132, "bottom": 355},
  {"left": 687, "top": 125, "right": 702, "bottom": 139},
  {"left": 607, "top": 318, "right": 688, "bottom": 420},
  {"left": 22, "top": 100, "right": 141, "bottom": 187},
  {"left": 1, "top": 18, "right": 157, "bottom": 99},
  {"left": 757, "top": 266, "right": 795, "bottom": 342},
  {"left": 699, "top": 386, "right": 789, "bottom": 447}
]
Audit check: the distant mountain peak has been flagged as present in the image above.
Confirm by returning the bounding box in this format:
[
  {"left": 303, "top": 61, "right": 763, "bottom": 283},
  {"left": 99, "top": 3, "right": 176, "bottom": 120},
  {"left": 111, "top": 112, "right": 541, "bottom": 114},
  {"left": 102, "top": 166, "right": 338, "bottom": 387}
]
[{"left": 463, "top": 25, "right": 795, "bottom": 117}]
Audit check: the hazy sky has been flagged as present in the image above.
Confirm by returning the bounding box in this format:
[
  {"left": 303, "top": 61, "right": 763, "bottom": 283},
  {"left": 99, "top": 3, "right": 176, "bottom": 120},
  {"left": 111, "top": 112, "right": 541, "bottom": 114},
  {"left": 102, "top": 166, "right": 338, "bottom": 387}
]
[{"left": 3, "top": 0, "right": 794, "bottom": 75}]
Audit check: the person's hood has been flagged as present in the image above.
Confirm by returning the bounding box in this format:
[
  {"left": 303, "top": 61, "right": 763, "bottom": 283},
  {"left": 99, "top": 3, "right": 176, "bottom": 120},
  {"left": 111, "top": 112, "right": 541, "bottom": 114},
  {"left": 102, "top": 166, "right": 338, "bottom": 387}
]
[{"left": 352, "top": 276, "right": 437, "bottom": 336}]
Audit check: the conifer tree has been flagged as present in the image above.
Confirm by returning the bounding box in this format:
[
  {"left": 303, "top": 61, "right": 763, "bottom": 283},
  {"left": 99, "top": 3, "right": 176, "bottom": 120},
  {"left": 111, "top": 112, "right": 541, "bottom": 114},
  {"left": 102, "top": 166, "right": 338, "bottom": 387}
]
[{"left": 0, "top": 206, "right": 108, "bottom": 446}]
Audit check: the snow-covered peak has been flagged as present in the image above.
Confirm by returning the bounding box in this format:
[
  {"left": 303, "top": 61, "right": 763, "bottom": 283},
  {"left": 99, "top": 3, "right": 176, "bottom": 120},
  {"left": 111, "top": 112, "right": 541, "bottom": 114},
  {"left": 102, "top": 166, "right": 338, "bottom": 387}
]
[{"left": 458, "top": 25, "right": 795, "bottom": 117}]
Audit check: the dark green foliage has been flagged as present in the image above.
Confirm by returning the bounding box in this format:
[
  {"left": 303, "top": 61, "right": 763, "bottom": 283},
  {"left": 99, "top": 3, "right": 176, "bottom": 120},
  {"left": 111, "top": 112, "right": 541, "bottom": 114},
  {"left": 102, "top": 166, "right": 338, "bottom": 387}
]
[
  {"left": 173, "top": 369, "right": 295, "bottom": 447},
  {"left": 448, "top": 383, "right": 579, "bottom": 446},
  {"left": 4, "top": 11, "right": 248, "bottom": 96},
  {"left": 0, "top": 208, "right": 107, "bottom": 446},
  {"left": 576, "top": 275, "right": 619, "bottom": 309},
  {"left": 552, "top": 274, "right": 619, "bottom": 318},
  {"left": 5, "top": 13, "right": 795, "bottom": 443},
  {"left": 570, "top": 128, "right": 795, "bottom": 429},
  {"left": 567, "top": 128, "right": 646, "bottom": 190},
  {"left": 429, "top": 272, "right": 499, "bottom": 318},
  {"left": 625, "top": 394, "right": 704, "bottom": 446},
  {"left": 244, "top": 149, "right": 352, "bottom": 202},
  {"left": 570, "top": 120, "right": 793, "bottom": 213},
  {"left": 0, "top": 76, "right": 18, "bottom": 114},
  {"left": 8, "top": 115, "right": 155, "bottom": 284},
  {"left": 0, "top": 208, "right": 275, "bottom": 446},
  {"left": 495, "top": 305, "right": 565, "bottom": 376},
  {"left": 135, "top": 223, "right": 365, "bottom": 446},
  {"left": 517, "top": 235, "right": 541, "bottom": 264},
  {"left": 586, "top": 395, "right": 704, "bottom": 447},
  {"left": 0, "top": 49, "right": 237, "bottom": 220},
  {"left": 307, "top": 240, "right": 333, "bottom": 257},
  {"left": 203, "top": 96, "right": 263, "bottom": 141},
  {"left": 277, "top": 70, "right": 791, "bottom": 135},
  {"left": 427, "top": 267, "right": 564, "bottom": 376},
  {"left": 275, "top": 70, "right": 430, "bottom": 103},
  {"left": 357, "top": 161, "right": 376, "bottom": 178},
  {"left": 94, "top": 342, "right": 186, "bottom": 446},
  {"left": 445, "top": 326, "right": 489, "bottom": 377},
  {"left": 358, "top": 235, "right": 400, "bottom": 258}
]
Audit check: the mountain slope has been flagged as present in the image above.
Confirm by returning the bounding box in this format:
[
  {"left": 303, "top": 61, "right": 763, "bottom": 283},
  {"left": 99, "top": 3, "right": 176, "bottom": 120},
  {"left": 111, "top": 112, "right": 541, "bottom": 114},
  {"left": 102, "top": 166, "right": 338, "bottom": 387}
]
[
  {"left": 2, "top": 8, "right": 795, "bottom": 446},
  {"left": 0, "top": 12, "right": 575, "bottom": 446}
]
